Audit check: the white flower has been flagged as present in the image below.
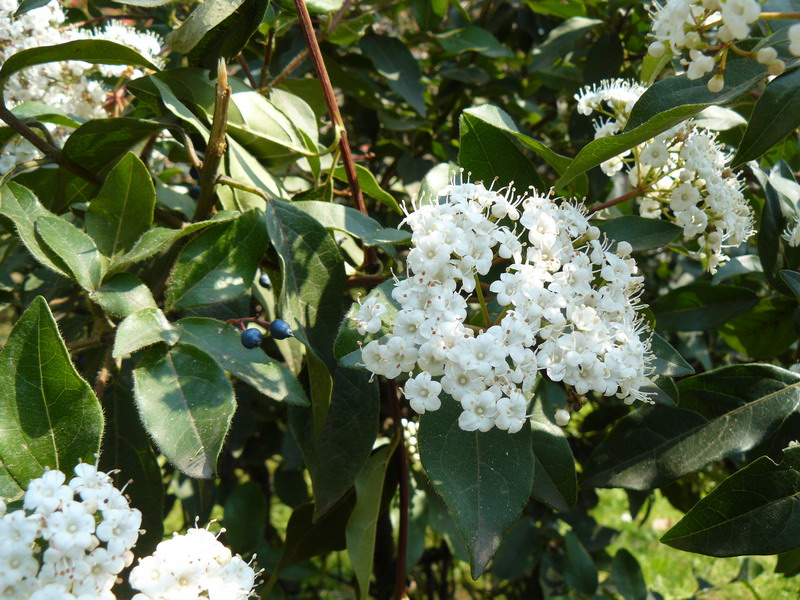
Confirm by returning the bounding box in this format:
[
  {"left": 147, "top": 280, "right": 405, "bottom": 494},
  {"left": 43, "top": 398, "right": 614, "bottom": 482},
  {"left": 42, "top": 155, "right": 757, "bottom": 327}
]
[
  {"left": 355, "top": 296, "right": 388, "bottom": 335},
  {"left": 640, "top": 141, "right": 670, "bottom": 168},
  {"left": 790, "top": 24, "right": 800, "bottom": 56},
  {"left": 404, "top": 372, "right": 442, "bottom": 414},
  {"left": 686, "top": 50, "right": 715, "bottom": 80},
  {"left": 24, "top": 469, "right": 72, "bottom": 515}
]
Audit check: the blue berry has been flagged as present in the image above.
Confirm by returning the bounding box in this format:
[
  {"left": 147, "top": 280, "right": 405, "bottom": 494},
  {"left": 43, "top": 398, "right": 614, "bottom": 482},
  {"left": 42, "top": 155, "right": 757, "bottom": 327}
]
[
  {"left": 259, "top": 273, "right": 272, "bottom": 289},
  {"left": 270, "top": 318, "right": 294, "bottom": 340},
  {"left": 241, "top": 328, "right": 263, "bottom": 349},
  {"left": 189, "top": 166, "right": 199, "bottom": 180},
  {"left": 189, "top": 185, "right": 201, "bottom": 199}
]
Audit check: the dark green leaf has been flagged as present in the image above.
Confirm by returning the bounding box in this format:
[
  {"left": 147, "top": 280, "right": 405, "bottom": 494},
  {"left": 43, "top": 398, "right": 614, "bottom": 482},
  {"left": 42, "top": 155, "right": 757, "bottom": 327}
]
[
  {"left": 0, "top": 40, "right": 158, "bottom": 90},
  {"left": 612, "top": 549, "right": 647, "bottom": 600},
  {"left": 85, "top": 152, "right": 155, "bottom": 258},
  {"left": 597, "top": 216, "right": 682, "bottom": 252},
  {"left": 649, "top": 332, "right": 694, "bottom": 377},
  {"left": 780, "top": 269, "right": 800, "bottom": 297},
  {"left": 113, "top": 308, "right": 179, "bottom": 358},
  {"left": 564, "top": 531, "right": 598, "bottom": 596},
  {"left": 529, "top": 17, "right": 602, "bottom": 71},
  {"left": 418, "top": 397, "right": 535, "bottom": 577},
  {"left": 100, "top": 374, "right": 163, "bottom": 556},
  {"left": 733, "top": 69, "right": 800, "bottom": 166},
  {"left": 166, "top": 209, "right": 267, "bottom": 309},
  {"left": 187, "top": 0, "right": 268, "bottom": 70},
  {"left": 346, "top": 443, "right": 396, "bottom": 599},
  {"left": 289, "top": 369, "right": 379, "bottom": 519},
  {"left": 583, "top": 34, "right": 623, "bottom": 83},
  {"left": 436, "top": 26, "right": 512, "bottom": 58},
  {"left": 223, "top": 480, "right": 267, "bottom": 554},
  {"left": 90, "top": 273, "right": 157, "bottom": 318},
  {"left": 0, "top": 182, "right": 70, "bottom": 278},
  {"left": 0, "top": 297, "right": 103, "bottom": 491},
  {"left": 531, "top": 380, "right": 577, "bottom": 512},
  {"left": 755, "top": 171, "right": 800, "bottom": 296},
  {"left": 776, "top": 548, "right": 800, "bottom": 577},
  {"left": 35, "top": 216, "right": 105, "bottom": 292},
  {"left": 167, "top": 0, "right": 247, "bottom": 54},
  {"left": 292, "top": 200, "right": 409, "bottom": 245},
  {"left": 360, "top": 34, "right": 426, "bottom": 116},
  {"left": 413, "top": 0, "right": 447, "bottom": 30},
  {"left": 133, "top": 343, "right": 236, "bottom": 478},
  {"left": 718, "top": 295, "right": 798, "bottom": 359},
  {"left": 661, "top": 445, "right": 800, "bottom": 556},
  {"left": 582, "top": 364, "right": 800, "bottom": 489},
  {"left": 651, "top": 282, "right": 758, "bottom": 331},
  {"left": 176, "top": 317, "right": 309, "bottom": 406},
  {"left": 332, "top": 165, "right": 401, "bottom": 214},
  {"left": 13, "top": 0, "right": 51, "bottom": 16}
]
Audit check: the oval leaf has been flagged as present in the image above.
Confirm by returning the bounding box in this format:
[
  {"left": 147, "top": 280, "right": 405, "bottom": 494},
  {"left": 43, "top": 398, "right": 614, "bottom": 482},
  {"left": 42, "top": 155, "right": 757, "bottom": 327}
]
[
  {"left": 35, "top": 216, "right": 105, "bottom": 292},
  {"left": 651, "top": 282, "right": 758, "bottom": 331}
]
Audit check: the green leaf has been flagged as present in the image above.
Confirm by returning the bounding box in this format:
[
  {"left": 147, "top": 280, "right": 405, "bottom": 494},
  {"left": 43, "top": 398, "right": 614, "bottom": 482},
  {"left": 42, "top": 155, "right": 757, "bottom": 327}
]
[
  {"left": 165, "top": 209, "right": 267, "bottom": 310},
  {"left": 583, "top": 34, "right": 624, "bottom": 83},
  {"left": 332, "top": 165, "right": 401, "bottom": 214},
  {"left": 35, "top": 216, "right": 105, "bottom": 292},
  {"left": 597, "top": 216, "right": 683, "bottom": 252},
  {"left": 582, "top": 364, "right": 800, "bottom": 490},
  {"left": 612, "top": 549, "right": 647, "bottom": 600},
  {"left": 531, "top": 380, "right": 577, "bottom": 512},
  {"left": 113, "top": 308, "right": 179, "bottom": 359},
  {"left": 459, "top": 105, "right": 588, "bottom": 196},
  {"left": 360, "top": 33, "right": 426, "bottom": 116},
  {"left": 90, "top": 273, "right": 158, "bottom": 318},
  {"left": 412, "top": 0, "right": 447, "bottom": 30},
  {"left": 776, "top": 548, "right": 800, "bottom": 577},
  {"left": 0, "top": 182, "right": 70, "bottom": 278},
  {"left": 292, "top": 200, "right": 410, "bottom": 245},
  {"left": 288, "top": 369, "right": 379, "bottom": 519},
  {"left": 0, "top": 40, "right": 158, "bottom": 91},
  {"left": 108, "top": 213, "right": 237, "bottom": 275},
  {"left": 167, "top": 0, "right": 247, "bottom": 54},
  {"left": 0, "top": 297, "right": 103, "bottom": 491},
  {"left": 564, "top": 531, "right": 598, "bottom": 596},
  {"left": 661, "top": 445, "right": 800, "bottom": 557},
  {"left": 176, "top": 317, "right": 309, "bottom": 406},
  {"left": 651, "top": 282, "right": 758, "bottom": 331},
  {"left": 781, "top": 269, "right": 800, "bottom": 297},
  {"left": 223, "top": 480, "right": 267, "bottom": 554},
  {"left": 459, "top": 110, "right": 546, "bottom": 193},
  {"left": 346, "top": 443, "right": 397, "bottom": 599},
  {"left": 733, "top": 69, "right": 800, "bottom": 166},
  {"left": 187, "top": 0, "right": 268, "bottom": 71},
  {"left": 85, "top": 152, "right": 155, "bottom": 258},
  {"left": 133, "top": 343, "right": 236, "bottom": 479},
  {"left": 99, "top": 373, "right": 164, "bottom": 557},
  {"left": 649, "top": 332, "right": 694, "bottom": 377},
  {"left": 418, "top": 397, "right": 535, "bottom": 577},
  {"left": 13, "top": 0, "right": 52, "bottom": 16},
  {"left": 755, "top": 171, "right": 800, "bottom": 295},
  {"left": 718, "top": 295, "right": 798, "bottom": 359},
  {"left": 529, "top": 17, "right": 602, "bottom": 71},
  {"left": 265, "top": 199, "right": 345, "bottom": 371},
  {"left": 436, "top": 26, "right": 512, "bottom": 58}
]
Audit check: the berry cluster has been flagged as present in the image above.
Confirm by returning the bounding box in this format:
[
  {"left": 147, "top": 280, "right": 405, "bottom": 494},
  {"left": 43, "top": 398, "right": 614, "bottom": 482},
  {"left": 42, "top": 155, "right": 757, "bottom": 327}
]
[
  {"left": 240, "top": 318, "right": 294, "bottom": 349},
  {"left": 0, "top": 464, "right": 142, "bottom": 599},
  {"left": 575, "top": 79, "right": 754, "bottom": 272},
  {"left": 357, "top": 179, "right": 654, "bottom": 433}
]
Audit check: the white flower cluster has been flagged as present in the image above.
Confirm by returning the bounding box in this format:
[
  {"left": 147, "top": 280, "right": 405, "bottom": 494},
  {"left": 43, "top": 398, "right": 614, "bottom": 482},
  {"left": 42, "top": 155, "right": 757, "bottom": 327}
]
[
  {"left": 647, "top": 0, "right": 800, "bottom": 92},
  {"left": 356, "top": 179, "right": 654, "bottom": 433},
  {"left": 0, "top": 464, "right": 142, "bottom": 600},
  {"left": 0, "top": 0, "right": 163, "bottom": 173},
  {"left": 129, "top": 527, "right": 257, "bottom": 600},
  {"left": 575, "top": 79, "right": 754, "bottom": 272}
]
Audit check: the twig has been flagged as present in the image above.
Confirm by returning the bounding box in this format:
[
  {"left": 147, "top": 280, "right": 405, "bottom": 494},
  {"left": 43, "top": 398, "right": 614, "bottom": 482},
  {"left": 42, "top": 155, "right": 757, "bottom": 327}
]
[
  {"left": 216, "top": 174, "right": 270, "bottom": 199},
  {"left": 61, "top": 13, "right": 151, "bottom": 31},
  {"left": 388, "top": 379, "right": 409, "bottom": 600},
  {"left": 588, "top": 183, "right": 653, "bottom": 214},
  {"left": 168, "top": 125, "right": 203, "bottom": 169},
  {"left": 237, "top": 53, "right": 258, "bottom": 89},
  {"left": 26, "top": 121, "right": 57, "bottom": 147},
  {"left": 0, "top": 157, "right": 55, "bottom": 187},
  {"left": 344, "top": 274, "right": 388, "bottom": 289},
  {"left": 259, "top": 28, "right": 276, "bottom": 90},
  {"left": 193, "top": 59, "right": 232, "bottom": 222}
]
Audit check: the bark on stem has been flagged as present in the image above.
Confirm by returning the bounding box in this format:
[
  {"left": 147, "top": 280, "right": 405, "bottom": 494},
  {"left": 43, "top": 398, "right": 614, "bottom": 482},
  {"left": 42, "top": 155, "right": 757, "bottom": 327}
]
[{"left": 388, "top": 379, "right": 409, "bottom": 600}]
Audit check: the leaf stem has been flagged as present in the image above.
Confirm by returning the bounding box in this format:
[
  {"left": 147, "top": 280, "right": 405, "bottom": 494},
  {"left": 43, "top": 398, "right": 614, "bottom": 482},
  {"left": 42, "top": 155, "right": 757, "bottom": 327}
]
[
  {"left": 259, "top": 28, "right": 276, "bottom": 90},
  {"left": 588, "top": 183, "right": 653, "bottom": 214},
  {"left": 216, "top": 175, "right": 270, "bottom": 200},
  {"left": 474, "top": 273, "right": 491, "bottom": 327},
  {"left": 388, "top": 379, "right": 409, "bottom": 600},
  {"left": 236, "top": 53, "right": 258, "bottom": 89},
  {"left": 193, "top": 59, "right": 231, "bottom": 222},
  {"left": 759, "top": 11, "right": 800, "bottom": 19}
]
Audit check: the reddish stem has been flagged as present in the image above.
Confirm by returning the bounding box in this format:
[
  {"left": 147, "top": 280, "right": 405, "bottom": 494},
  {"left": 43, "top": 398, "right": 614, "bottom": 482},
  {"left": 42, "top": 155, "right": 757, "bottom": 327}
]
[
  {"left": 588, "top": 183, "right": 653, "bottom": 214},
  {"left": 388, "top": 379, "right": 409, "bottom": 600},
  {"left": 225, "top": 316, "right": 271, "bottom": 331}
]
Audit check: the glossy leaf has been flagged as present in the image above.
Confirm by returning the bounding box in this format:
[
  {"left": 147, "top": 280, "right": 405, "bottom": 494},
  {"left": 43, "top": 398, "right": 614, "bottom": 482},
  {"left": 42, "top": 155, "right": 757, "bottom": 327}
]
[
  {"left": 292, "top": 200, "right": 410, "bottom": 245},
  {"left": 436, "top": 26, "right": 512, "bottom": 58},
  {"left": 133, "top": 343, "right": 236, "bottom": 478},
  {"left": 529, "top": 17, "right": 602, "bottom": 71},
  {"left": 13, "top": 0, "right": 51, "bottom": 16},
  {"left": 564, "top": 531, "right": 598, "bottom": 595},
  {"left": 781, "top": 269, "right": 800, "bottom": 297},
  {"left": 719, "top": 295, "right": 798, "bottom": 359},
  {"left": 412, "top": 0, "right": 447, "bottom": 30},
  {"left": 176, "top": 317, "right": 309, "bottom": 406},
  {"left": 582, "top": 365, "right": 800, "bottom": 489},
  {"left": 0, "top": 297, "right": 103, "bottom": 492},
  {"left": 651, "top": 282, "right": 758, "bottom": 331},
  {"left": 167, "top": 0, "right": 247, "bottom": 54},
  {"left": 756, "top": 171, "right": 800, "bottom": 296},
  {"left": 113, "top": 308, "right": 179, "bottom": 358},
  {"left": 90, "top": 273, "right": 157, "bottom": 318},
  {"left": 333, "top": 165, "right": 401, "bottom": 214},
  {"left": 85, "top": 152, "right": 155, "bottom": 258},
  {"left": 597, "top": 216, "right": 682, "bottom": 252},
  {"left": 360, "top": 33, "right": 426, "bottom": 116},
  {"left": 612, "top": 549, "right": 647, "bottom": 600},
  {"left": 0, "top": 40, "right": 158, "bottom": 90},
  {"left": 187, "top": 0, "right": 268, "bottom": 71},
  {"left": 531, "top": 380, "right": 577, "bottom": 512},
  {"left": 165, "top": 209, "right": 267, "bottom": 309},
  {"left": 35, "top": 216, "right": 105, "bottom": 292},
  {"left": 661, "top": 445, "right": 800, "bottom": 557},
  {"left": 649, "top": 332, "right": 694, "bottom": 377},
  {"left": 346, "top": 443, "right": 397, "bottom": 599},
  {"left": 418, "top": 397, "right": 535, "bottom": 577},
  {"left": 289, "top": 369, "right": 379, "bottom": 519},
  {"left": 223, "top": 481, "right": 267, "bottom": 554}
]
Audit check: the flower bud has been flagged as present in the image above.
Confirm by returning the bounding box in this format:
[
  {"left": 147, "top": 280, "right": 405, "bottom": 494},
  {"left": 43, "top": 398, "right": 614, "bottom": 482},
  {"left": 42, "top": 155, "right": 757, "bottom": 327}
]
[
  {"left": 756, "top": 47, "right": 778, "bottom": 65},
  {"left": 718, "top": 25, "right": 734, "bottom": 43},
  {"left": 684, "top": 31, "right": 701, "bottom": 49},
  {"left": 554, "top": 409, "right": 571, "bottom": 427},
  {"left": 648, "top": 41, "right": 666, "bottom": 58},
  {"left": 707, "top": 74, "right": 724, "bottom": 93},
  {"left": 768, "top": 59, "right": 786, "bottom": 77}
]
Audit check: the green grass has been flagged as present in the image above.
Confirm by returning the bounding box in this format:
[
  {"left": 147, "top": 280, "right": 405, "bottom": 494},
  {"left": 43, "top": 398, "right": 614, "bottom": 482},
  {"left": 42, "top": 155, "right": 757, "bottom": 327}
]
[{"left": 592, "top": 489, "right": 799, "bottom": 600}]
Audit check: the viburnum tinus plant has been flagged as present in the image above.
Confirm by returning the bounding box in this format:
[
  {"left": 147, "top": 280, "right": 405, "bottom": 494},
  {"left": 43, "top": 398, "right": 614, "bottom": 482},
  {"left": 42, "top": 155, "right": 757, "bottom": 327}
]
[{"left": 1, "top": 1, "right": 799, "bottom": 599}]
